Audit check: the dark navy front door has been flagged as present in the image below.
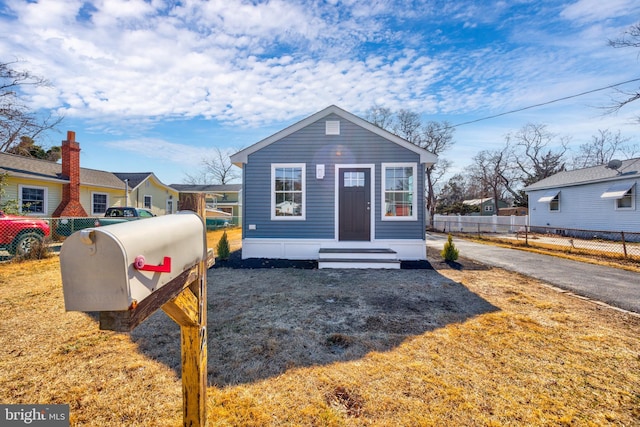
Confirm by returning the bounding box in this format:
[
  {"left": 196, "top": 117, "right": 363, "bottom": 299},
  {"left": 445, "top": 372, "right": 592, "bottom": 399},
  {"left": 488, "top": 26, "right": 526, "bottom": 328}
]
[{"left": 339, "top": 168, "right": 370, "bottom": 241}]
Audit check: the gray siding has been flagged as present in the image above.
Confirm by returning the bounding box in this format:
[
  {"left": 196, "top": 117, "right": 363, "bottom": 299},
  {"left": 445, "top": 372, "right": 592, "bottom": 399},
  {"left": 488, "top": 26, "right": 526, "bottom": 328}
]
[
  {"left": 528, "top": 178, "right": 640, "bottom": 232},
  {"left": 243, "top": 113, "right": 425, "bottom": 240}
]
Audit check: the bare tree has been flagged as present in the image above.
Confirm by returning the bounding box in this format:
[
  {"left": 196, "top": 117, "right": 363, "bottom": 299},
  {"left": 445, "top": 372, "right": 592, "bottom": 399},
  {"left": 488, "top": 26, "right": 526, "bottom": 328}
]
[
  {"left": 183, "top": 147, "right": 239, "bottom": 185},
  {"left": 619, "top": 142, "right": 640, "bottom": 159},
  {"left": 365, "top": 105, "right": 456, "bottom": 223},
  {"left": 364, "top": 104, "right": 394, "bottom": 129},
  {"left": 571, "top": 129, "right": 635, "bottom": 168},
  {"left": 470, "top": 149, "right": 510, "bottom": 214},
  {"left": 420, "top": 121, "right": 454, "bottom": 221},
  {"left": 393, "top": 109, "right": 422, "bottom": 145},
  {"left": 1, "top": 60, "right": 63, "bottom": 152},
  {"left": 508, "top": 123, "right": 568, "bottom": 186},
  {"left": 182, "top": 170, "right": 210, "bottom": 185},
  {"left": 610, "top": 22, "right": 640, "bottom": 48},
  {"left": 607, "top": 23, "right": 640, "bottom": 116},
  {"left": 436, "top": 173, "right": 481, "bottom": 214}
]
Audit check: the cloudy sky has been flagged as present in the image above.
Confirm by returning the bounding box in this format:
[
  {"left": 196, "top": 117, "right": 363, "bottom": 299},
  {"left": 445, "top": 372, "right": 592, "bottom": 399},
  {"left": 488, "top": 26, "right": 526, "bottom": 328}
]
[{"left": 1, "top": 0, "right": 639, "bottom": 185}]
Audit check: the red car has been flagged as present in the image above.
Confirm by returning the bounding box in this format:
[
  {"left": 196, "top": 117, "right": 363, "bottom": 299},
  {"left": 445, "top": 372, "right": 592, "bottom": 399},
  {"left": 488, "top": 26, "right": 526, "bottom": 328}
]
[{"left": 0, "top": 211, "right": 51, "bottom": 256}]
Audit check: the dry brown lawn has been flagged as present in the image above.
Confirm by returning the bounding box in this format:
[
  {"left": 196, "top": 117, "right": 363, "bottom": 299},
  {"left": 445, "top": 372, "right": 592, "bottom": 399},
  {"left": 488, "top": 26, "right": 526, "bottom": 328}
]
[{"left": 0, "top": 227, "right": 638, "bottom": 426}]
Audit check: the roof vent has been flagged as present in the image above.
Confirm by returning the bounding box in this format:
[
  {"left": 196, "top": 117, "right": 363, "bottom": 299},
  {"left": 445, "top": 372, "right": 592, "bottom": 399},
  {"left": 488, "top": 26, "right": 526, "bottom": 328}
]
[
  {"left": 326, "top": 120, "right": 340, "bottom": 135},
  {"left": 606, "top": 159, "right": 623, "bottom": 174}
]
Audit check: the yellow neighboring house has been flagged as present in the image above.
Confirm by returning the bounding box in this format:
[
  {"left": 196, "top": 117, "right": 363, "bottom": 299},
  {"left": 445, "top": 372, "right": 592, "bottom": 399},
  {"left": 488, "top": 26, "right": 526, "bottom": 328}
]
[
  {"left": 113, "top": 172, "right": 179, "bottom": 216},
  {"left": 0, "top": 132, "right": 126, "bottom": 217},
  {"left": 0, "top": 131, "right": 178, "bottom": 217}
]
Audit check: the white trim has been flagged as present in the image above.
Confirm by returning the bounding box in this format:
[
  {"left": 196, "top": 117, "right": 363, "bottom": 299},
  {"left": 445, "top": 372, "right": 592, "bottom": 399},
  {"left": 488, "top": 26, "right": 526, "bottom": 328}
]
[
  {"left": 538, "top": 190, "right": 560, "bottom": 203},
  {"left": 143, "top": 194, "right": 152, "bottom": 209},
  {"left": 91, "top": 192, "right": 109, "bottom": 215},
  {"left": 615, "top": 184, "right": 635, "bottom": 211},
  {"left": 381, "top": 162, "right": 418, "bottom": 221},
  {"left": 18, "top": 184, "right": 48, "bottom": 215},
  {"left": 230, "top": 105, "right": 438, "bottom": 166},
  {"left": 271, "top": 163, "right": 306, "bottom": 221},
  {"left": 166, "top": 197, "right": 174, "bottom": 214},
  {"left": 335, "top": 164, "right": 375, "bottom": 241},
  {"left": 241, "top": 238, "right": 427, "bottom": 260},
  {"left": 119, "top": 173, "right": 176, "bottom": 193}
]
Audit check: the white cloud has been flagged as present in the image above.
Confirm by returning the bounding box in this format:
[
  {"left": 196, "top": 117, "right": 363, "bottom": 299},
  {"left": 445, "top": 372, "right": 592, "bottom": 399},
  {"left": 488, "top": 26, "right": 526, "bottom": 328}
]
[
  {"left": 560, "top": 0, "right": 636, "bottom": 23},
  {"left": 1, "top": 0, "right": 639, "bottom": 146},
  {"left": 105, "top": 137, "right": 222, "bottom": 166}
]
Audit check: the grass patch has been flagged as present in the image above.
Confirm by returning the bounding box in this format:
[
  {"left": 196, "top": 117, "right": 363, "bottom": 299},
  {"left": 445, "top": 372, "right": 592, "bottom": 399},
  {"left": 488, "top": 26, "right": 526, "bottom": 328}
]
[{"left": 0, "top": 233, "right": 638, "bottom": 425}]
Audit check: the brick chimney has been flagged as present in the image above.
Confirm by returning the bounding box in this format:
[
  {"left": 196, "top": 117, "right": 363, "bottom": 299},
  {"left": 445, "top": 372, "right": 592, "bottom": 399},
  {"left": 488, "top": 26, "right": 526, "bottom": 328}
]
[{"left": 52, "top": 131, "right": 88, "bottom": 217}]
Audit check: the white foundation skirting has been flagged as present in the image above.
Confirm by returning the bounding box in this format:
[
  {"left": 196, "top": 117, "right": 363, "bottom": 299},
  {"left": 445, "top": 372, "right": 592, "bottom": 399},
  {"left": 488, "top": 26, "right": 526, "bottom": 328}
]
[{"left": 240, "top": 238, "right": 427, "bottom": 260}]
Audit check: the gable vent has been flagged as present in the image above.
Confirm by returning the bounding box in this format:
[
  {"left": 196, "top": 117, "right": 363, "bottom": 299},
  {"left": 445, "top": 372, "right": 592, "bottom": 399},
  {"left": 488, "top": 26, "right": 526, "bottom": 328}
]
[{"left": 326, "top": 120, "right": 340, "bottom": 135}]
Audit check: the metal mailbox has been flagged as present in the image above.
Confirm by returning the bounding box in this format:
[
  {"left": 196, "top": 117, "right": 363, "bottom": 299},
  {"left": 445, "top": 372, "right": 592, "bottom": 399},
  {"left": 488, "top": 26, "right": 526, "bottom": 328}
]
[{"left": 61, "top": 211, "right": 206, "bottom": 312}]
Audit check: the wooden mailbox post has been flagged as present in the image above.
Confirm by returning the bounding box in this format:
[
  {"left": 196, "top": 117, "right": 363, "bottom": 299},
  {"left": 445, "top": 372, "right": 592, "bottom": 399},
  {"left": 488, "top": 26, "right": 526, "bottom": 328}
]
[
  {"left": 166, "top": 193, "right": 209, "bottom": 427},
  {"left": 61, "top": 193, "right": 211, "bottom": 427}
]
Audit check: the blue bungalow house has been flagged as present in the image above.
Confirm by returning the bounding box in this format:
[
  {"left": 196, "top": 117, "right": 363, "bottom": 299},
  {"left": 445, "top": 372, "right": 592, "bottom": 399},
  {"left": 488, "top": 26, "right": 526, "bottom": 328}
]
[{"left": 230, "top": 105, "right": 438, "bottom": 268}]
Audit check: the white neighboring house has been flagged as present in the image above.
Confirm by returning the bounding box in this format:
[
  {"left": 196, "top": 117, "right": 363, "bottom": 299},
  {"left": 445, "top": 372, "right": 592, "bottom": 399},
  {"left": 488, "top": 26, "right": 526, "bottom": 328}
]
[{"left": 524, "top": 158, "right": 639, "bottom": 232}]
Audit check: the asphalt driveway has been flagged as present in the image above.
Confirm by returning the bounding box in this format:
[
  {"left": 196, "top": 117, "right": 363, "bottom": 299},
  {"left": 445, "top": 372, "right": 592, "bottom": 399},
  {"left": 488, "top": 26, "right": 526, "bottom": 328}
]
[{"left": 426, "top": 233, "right": 640, "bottom": 315}]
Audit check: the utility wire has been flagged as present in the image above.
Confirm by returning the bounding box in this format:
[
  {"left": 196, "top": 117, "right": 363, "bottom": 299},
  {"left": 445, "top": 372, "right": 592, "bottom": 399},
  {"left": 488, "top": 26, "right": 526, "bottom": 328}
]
[{"left": 451, "top": 77, "right": 640, "bottom": 128}]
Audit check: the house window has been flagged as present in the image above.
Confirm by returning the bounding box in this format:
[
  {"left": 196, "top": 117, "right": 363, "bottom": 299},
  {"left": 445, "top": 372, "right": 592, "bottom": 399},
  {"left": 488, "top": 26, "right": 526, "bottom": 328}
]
[
  {"left": 144, "top": 195, "right": 152, "bottom": 209},
  {"left": 616, "top": 187, "right": 635, "bottom": 210},
  {"left": 19, "top": 185, "right": 47, "bottom": 214},
  {"left": 382, "top": 163, "right": 417, "bottom": 220},
  {"left": 601, "top": 182, "right": 635, "bottom": 211},
  {"left": 538, "top": 190, "right": 560, "bottom": 212},
  {"left": 271, "top": 163, "right": 305, "bottom": 220},
  {"left": 484, "top": 205, "right": 494, "bottom": 212},
  {"left": 344, "top": 171, "right": 365, "bottom": 187},
  {"left": 92, "top": 193, "right": 108, "bottom": 215}
]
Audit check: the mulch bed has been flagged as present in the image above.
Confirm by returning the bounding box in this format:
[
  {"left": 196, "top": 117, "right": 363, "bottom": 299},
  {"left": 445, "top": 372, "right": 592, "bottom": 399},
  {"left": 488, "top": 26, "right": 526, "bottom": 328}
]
[{"left": 211, "top": 250, "right": 488, "bottom": 270}]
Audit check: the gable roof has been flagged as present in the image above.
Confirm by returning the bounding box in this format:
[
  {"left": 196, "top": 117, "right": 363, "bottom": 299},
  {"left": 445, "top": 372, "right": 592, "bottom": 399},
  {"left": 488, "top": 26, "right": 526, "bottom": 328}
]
[
  {"left": 0, "top": 151, "right": 125, "bottom": 189},
  {"left": 113, "top": 172, "right": 177, "bottom": 193},
  {"left": 230, "top": 105, "right": 438, "bottom": 166},
  {"left": 525, "top": 158, "right": 640, "bottom": 191},
  {"left": 112, "top": 172, "right": 153, "bottom": 189}
]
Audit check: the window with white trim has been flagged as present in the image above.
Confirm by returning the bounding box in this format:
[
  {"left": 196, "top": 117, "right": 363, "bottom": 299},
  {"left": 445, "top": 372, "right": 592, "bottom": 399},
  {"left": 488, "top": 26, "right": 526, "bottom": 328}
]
[
  {"left": 602, "top": 182, "right": 636, "bottom": 211},
  {"left": 92, "top": 192, "right": 108, "bottom": 215},
  {"left": 271, "top": 163, "right": 305, "bottom": 220},
  {"left": 144, "top": 195, "right": 152, "bottom": 209},
  {"left": 484, "top": 204, "right": 494, "bottom": 212},
  {"left": 616, "top": 186, "right": 635, "bottom": 210},
  {"left": 19, "top": 185, "right": 47, "bottom": 214},
  {"left": 382, "top": 163, "right": 417, "bottom": 220},
  {"left": 538, "top": 190, "right": 560, "bottom": 212}
]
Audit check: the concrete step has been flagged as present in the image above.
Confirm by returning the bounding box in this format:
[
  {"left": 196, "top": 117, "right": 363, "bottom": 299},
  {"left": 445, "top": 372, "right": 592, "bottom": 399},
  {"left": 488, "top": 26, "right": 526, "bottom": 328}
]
[
  {"left": 318, "top": 248, "right": 398, "bottom": 260},
  {"left": 318, "top": 248, "right": 400, "bottom": 269},
  {"left": 318, "top": 258, "right": 401, "bottom": 269}
]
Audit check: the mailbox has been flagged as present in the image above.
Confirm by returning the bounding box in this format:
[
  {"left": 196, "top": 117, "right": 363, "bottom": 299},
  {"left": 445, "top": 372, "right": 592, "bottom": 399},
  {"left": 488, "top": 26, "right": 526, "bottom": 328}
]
[{"left": 61, "top": 211, "right": 206, "bottom": 312}]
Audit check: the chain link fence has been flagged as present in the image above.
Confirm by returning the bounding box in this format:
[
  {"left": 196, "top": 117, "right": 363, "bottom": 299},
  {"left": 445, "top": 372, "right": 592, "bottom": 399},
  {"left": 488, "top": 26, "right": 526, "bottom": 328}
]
[
  {"left": 1, "top": 215, "right": 241, "bottom": 261},
  {"left": 432, "top": 215, "right": 640, "bottom": 262}
]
